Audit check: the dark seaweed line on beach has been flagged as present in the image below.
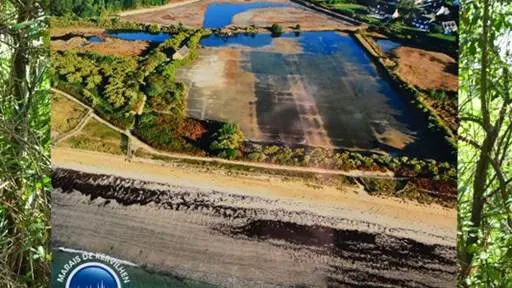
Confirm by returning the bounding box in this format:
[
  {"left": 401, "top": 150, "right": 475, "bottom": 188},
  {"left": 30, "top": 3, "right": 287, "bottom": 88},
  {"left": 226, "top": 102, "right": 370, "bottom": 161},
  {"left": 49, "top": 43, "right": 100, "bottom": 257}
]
[
  {"left": 52, "top": 167, "right": 456, "bottom": 287},
  {"left": 52, "top": 168, "right": 450, "bottom": 242}
]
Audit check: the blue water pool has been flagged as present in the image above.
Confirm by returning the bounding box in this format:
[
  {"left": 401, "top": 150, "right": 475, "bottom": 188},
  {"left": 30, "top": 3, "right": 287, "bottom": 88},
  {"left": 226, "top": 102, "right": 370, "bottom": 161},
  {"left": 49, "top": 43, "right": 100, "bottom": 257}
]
[
  {"left": 109, "top": 31, "right": 173, "bottom": 42},
  {"left": 203, "top": 2, "right": 289, "bottom": 28},
  {"left": 200, "top": 31, "right": 377, "bottom": 76},
  {"left": 89, "top": 32, "right": 173, "bottom": 43}
]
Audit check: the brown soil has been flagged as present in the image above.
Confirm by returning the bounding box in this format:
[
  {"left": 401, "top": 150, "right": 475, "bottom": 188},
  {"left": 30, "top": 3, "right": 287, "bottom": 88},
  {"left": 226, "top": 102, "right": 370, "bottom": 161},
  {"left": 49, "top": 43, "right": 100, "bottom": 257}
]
[
  {"left": 364, "top": 31, "right": 387, "bottom": 39},
  {"left": 265, "top": 38, "right": 303, "bottom": 53},
  {"left": 392, "top": 46, "right": 458, "bottom": 93},
  {"left": 50, "top": 27, "right": 105, "bottom": 38},
  {"left": 231, "top": 6, "right": 344, "bottom": 30},
  {"left": 177, "top": 49, "right": 264, "bottom": 140},
  {"left": 51, "top": 37, "right": 149, "bottom": 57}
]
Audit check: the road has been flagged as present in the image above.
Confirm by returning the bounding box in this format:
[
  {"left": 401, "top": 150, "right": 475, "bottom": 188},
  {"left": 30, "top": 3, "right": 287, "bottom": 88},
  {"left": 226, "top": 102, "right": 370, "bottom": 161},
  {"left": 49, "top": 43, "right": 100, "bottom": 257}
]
[{"left": 117, "top": 0, "right": 202, "bottom": 17}]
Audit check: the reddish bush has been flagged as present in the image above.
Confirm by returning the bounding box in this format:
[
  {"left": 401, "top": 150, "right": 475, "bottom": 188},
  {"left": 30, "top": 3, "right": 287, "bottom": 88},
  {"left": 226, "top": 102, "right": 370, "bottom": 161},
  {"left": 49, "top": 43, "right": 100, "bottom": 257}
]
[{"left": 180, "top": 118, "right": 207, "bottom": 141}]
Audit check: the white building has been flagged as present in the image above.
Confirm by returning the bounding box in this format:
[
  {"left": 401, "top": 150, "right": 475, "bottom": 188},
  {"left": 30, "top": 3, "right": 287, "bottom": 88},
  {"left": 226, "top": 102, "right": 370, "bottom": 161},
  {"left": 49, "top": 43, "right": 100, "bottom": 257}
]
[{"left": 442, "top": 21, "right": 458, "bottom": 34}]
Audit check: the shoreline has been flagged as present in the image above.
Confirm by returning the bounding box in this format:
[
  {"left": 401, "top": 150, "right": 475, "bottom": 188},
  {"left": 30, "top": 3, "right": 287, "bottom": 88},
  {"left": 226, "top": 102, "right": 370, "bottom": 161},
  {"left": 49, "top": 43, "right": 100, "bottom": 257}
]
[
  {"left": 52, "top": 147, "right": 456, "bottom": 245},
  {"left": 51, "top": 148, "right": 456, "bottom": 287}
]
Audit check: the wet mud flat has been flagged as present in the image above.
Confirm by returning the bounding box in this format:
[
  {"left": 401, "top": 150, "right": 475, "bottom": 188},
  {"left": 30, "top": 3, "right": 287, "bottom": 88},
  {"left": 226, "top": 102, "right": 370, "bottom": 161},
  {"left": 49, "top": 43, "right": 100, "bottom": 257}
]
[
  {"left": 178, "top": 31, "right": 453, "bottom": 160},
  {"left": 52, "top": 167, "right": 456, "bottom": 287}
]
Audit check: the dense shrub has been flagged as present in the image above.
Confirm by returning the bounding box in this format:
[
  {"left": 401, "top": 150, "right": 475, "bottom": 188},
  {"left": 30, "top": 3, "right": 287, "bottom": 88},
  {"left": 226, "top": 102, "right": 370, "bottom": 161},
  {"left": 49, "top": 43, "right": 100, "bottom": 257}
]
[
  {"left": 148, "top": 24, "right": 161, "bottom": 34},
  {"left": 209, "top": 123, "right": 245, "bottom": 158},
  {"left": 50, "top": 0, "right": 169, "bottom": 17},
  {"left": 270, "top": 23, "right": 283, "bottom": 35},
  {"left": 134, "top": 113, "right": 187, "bottom": 150}
]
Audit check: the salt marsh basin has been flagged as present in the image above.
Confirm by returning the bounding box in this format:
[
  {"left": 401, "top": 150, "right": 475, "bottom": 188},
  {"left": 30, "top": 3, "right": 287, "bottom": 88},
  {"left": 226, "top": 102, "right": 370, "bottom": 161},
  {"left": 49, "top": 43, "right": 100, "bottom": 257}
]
[{"left": 178, "top": 31, "right": 452, "bottom": 160}]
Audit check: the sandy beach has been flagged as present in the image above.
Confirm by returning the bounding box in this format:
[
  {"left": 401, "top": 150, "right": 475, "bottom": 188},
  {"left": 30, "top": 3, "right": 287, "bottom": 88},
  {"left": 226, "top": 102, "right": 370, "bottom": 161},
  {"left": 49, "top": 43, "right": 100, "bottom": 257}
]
[{"left": 52, "top": 148, "right": 455, "bottom": 287}]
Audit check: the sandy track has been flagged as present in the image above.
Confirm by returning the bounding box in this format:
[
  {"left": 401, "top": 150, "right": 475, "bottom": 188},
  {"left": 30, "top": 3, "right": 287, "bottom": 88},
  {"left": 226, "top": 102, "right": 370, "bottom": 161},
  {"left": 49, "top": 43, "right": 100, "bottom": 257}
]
[
  {"left": 52, "top": 149, "right": 455, "bottom": 287},
  {"left": 117, "top": 0, "right": 202, "bottom": 16}
]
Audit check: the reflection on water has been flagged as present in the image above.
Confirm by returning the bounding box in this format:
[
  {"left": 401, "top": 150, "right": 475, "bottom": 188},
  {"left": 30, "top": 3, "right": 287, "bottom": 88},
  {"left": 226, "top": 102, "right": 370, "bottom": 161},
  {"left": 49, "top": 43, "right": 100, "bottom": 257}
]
[
  {"left": 187, "top": 32, "right": 454, "bottom": 161},
  {"left": 93, "top": 29, "right": 453, "bottom": 160},
  {"left": 203, "top": 2, "right": 290, "bottom": 28},
  {"left": 200, "top": 33, "right": 274, "bottom": 48}
]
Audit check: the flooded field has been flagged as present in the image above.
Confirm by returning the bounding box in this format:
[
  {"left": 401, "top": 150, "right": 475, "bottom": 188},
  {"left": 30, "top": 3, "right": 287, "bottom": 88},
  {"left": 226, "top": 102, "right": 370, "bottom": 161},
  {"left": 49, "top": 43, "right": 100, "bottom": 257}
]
[
  {"left": 203, "top": 2, "right": 289, "bottom": 28},
  {"left": 120, "top": 0, "right": 351, "bottom": 30},
  {"left": 178, "top": 31, "right": 452, "bottom": 160},
  {"left": 97, "top": 31, "right": 172, "bottom": 42}
]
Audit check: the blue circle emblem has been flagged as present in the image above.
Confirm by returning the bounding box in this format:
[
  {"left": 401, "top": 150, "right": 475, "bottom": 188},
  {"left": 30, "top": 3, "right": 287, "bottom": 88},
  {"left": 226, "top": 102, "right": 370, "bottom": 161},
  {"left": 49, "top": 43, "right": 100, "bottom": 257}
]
[{"left": 66, "top": 262, "right": 121, "bottom": 288}]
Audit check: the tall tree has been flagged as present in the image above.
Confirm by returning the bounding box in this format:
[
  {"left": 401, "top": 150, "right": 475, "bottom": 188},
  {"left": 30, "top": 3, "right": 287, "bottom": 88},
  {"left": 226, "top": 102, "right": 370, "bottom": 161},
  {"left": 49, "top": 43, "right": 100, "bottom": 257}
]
[
  {"left": 0, "top": 1, "right": 51, "bottom": 287},
  {"left": 458, "top": 0, "right": 512, "bottom": 286}
]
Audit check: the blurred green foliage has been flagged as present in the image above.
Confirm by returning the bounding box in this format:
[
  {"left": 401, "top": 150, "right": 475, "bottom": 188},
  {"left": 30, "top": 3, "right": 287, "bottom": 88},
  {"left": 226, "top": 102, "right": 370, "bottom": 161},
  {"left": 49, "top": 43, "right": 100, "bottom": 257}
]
[
  {"left": 0, "top": 1, "right": 51, "bottom": 287},
  {"left": 458, "top": 0, "right": 512, "bottom": 286}
]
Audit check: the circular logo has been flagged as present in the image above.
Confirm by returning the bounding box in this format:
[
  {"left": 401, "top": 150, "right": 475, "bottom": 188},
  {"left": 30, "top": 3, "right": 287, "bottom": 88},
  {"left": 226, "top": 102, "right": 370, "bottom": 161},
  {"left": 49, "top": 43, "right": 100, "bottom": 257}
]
[{"left": 66, "top": 262, "right": 122, "bottom": 288}]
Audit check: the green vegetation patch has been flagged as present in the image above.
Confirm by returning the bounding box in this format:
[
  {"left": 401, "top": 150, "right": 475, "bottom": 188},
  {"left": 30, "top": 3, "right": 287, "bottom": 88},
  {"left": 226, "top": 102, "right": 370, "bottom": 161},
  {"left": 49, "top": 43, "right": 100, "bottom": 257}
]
[
  {"left": 58, "top": 118, "right": 126, "bottom": 155},
  {"left": 358, "top": 177, "right": 455, "bottom": 207},
  {"left": 52, "top": 29, "right": 204, "bottom": 131},
  {"left": 50, "top": 0, "right": 169, "bottom": 17}
]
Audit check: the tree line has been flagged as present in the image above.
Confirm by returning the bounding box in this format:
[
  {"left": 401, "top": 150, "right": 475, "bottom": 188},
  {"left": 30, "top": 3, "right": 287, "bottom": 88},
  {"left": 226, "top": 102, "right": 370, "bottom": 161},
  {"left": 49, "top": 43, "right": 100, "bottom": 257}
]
[{"left": 50, "top": 0, "right": 169, "bottom": 17}]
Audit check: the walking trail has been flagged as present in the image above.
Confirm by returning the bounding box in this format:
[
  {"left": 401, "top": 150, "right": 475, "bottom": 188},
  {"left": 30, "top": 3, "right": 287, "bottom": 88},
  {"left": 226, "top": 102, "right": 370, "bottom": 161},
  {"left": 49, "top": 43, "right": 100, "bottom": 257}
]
[
  {"left": 117, "top": 0, "right": 202, "bottom": 17},
  {"left": 52, "top": 88, "right": 402, "bottom": 179}
]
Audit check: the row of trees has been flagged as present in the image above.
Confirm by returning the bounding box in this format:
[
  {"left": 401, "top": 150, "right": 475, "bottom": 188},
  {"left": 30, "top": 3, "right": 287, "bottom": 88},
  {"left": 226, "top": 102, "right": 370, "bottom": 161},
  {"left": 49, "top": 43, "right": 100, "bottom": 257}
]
[
  {"left": 242, "top": 143, "right": 456, "bottom": 180},
  {"left": 50, "top": 0, "right": 168, "bottom": 17}
]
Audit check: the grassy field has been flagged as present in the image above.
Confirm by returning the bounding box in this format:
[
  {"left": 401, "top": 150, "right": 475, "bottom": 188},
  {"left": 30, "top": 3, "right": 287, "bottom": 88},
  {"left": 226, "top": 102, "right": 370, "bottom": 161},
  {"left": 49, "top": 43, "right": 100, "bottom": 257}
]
[
  {"left": 333, "top": 2, "right": 367, "bottom": 11},
  {"left": 427, "top": 32, "right": 457, "bottom": 42},
  {"left": 51, "top": 93, "right": 89, "bottom": 140},
  {"left": 57, "top": 118, "right": 126, "bottom": 155}
]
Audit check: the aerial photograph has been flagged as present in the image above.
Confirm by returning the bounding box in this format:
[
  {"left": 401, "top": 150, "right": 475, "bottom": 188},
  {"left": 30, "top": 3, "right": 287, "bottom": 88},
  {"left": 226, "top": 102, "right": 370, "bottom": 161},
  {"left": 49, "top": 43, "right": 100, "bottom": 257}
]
[{"left": 49, "top": 0, "right": 458, "bottom": 286}]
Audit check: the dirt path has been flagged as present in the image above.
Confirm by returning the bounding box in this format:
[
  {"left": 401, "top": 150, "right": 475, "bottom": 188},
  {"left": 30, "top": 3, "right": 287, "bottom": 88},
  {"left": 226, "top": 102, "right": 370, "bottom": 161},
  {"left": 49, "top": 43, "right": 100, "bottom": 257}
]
[
  {"left": 51, "top": 88, "right": 403, "bottom": 179},
  {"left": 54, "top": 111, "right": 92, "bottom": 143},
  {"left": 51, "top": 158, "right": 456, "bottom": 287},
  {"left": 117, "top": 0, "right": 202, "bottom": 16}
]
